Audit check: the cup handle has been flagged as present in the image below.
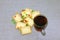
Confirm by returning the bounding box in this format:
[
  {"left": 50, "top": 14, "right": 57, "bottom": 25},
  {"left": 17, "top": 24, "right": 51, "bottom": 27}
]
[{"left": 41, "top": 29, "right": 46, "bottom": 36}]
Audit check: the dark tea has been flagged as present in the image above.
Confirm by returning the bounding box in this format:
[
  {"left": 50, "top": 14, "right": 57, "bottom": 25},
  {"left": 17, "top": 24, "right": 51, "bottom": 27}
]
[{"left": 34, "top": 15, "right": 48, "bottom": 32}]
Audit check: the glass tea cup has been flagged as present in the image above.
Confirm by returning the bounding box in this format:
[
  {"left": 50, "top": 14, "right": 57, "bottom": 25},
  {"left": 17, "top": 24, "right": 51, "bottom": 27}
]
[{"left": 33, "top": 15, "right": 48, "bottom": 36}]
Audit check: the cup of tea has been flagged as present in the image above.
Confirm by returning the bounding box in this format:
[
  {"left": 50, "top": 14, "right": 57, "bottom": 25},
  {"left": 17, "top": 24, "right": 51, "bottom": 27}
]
[{"left": 33, "top": 15, "right": 48, "bottom": 36}]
